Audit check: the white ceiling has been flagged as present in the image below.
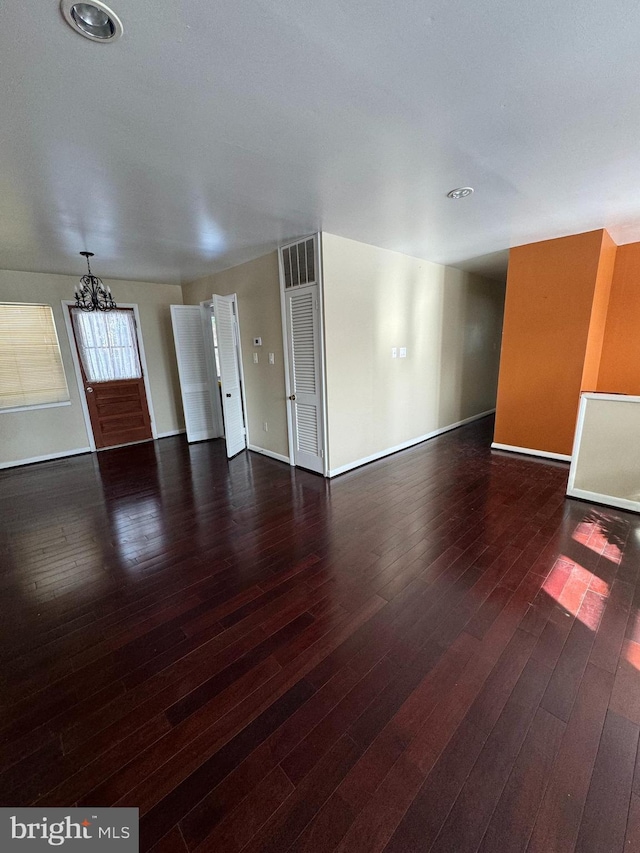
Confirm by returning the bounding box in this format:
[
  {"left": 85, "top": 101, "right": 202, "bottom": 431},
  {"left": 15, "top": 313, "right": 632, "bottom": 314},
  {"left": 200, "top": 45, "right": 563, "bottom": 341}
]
[{"left": 2, "top": 1, "right": 640, "bottom": 285}]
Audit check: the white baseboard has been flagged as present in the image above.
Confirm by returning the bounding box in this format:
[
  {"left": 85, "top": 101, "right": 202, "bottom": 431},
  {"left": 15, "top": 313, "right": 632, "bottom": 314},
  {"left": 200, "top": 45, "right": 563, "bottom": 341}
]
[
  {"left": 328, "top": 409, "right": 496, "bottom": 477},
  {"left": 491, "top": 442, "right": 571, "bottom": 462},
  {"left": 567, "top": 486, "right": 640, "bottom": 514},
  {"left": 0, "top": 447, "right": 92, "bottom": 470},
  {"left": 156, "top": 429, "right": 186, "bottom": 439},
  {"left": 248, "top": 444, "right": 290, "bottom": 464}
]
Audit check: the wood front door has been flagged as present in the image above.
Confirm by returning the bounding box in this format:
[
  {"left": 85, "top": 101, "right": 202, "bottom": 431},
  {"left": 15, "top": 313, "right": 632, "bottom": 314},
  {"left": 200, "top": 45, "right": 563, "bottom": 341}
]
[{"left": 69, "top": 307, "right": 153, "bottom": 449}]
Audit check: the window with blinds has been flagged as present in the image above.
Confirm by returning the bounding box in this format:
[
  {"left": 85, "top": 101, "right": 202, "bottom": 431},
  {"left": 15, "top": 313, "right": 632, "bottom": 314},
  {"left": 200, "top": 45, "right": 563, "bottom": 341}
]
[{"left": 0, "top": 303, "right": 70, "bottom": 412}]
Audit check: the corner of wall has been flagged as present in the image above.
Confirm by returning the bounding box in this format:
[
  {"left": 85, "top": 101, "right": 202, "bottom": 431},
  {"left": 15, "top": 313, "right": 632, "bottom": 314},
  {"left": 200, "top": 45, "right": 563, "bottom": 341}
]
[{"left": 581, "top": 229, "right": 617, "bottom": 392}]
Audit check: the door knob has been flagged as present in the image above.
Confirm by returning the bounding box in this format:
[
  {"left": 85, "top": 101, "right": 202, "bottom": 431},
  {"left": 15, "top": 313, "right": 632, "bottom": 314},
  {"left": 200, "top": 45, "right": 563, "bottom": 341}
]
[
  {"left": 289, "top": 394, "right": 296, "bottom": 401},
  {"left": 226, "top": 393, "right": 231, "bottom": 398},
  {"left": 86, "top": 387, "right": 93, "bottom": 393}
]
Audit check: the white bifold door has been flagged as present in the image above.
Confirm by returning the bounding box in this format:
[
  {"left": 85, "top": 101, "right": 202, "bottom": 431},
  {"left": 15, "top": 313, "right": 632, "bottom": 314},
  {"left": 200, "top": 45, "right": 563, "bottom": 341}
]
[
  {"left": 170, "top": 304, "right": 221, "bottom": 443},
  {"left": 212, "top": 294, "right": 247, "bottom": 458},
  {"left": 283, "top": 283, "right": 325, "bottom": 474}
]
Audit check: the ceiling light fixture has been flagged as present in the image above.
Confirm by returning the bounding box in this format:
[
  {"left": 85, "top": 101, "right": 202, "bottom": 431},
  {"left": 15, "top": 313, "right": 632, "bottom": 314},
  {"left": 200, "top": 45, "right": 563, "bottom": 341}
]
[
  {"left": 447, "top": 187, "right": 474, "bottom": 199},
  {"left": 74, "top": 252, "right": 117, "bottom": 312},
  {"left": 60, "top": 0, "right": 123, "bottom": 42}
]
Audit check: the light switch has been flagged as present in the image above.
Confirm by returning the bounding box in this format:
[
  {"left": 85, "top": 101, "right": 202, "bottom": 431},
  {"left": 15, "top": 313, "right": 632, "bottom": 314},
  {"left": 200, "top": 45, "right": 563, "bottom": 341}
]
[
  {"left": 399, "top": 347, "right": 407, "bottom": 358},
  {"left": 253, "top": 337, "right": 262, "bottom": 346},
  {"left": 253, "top": 352, "right": 259, "bottom": 364},
  {"left": 391, "top": 347, "right": 397, "bottom": 358},
  {"left": 268, "top": 352, "right": 275, "bottom": 365}
]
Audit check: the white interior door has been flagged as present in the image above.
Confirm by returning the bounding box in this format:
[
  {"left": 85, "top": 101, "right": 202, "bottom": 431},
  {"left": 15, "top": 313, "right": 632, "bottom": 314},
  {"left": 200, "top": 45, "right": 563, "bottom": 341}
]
[
  {"left": 284, "top": 283, "right": 325, "bottom": 474},
  {"left": 170, "top": 305, "right": 222, "bottom": 443},
  {"left": 212, "top": 294, "right": 247, "bottom": 458}
]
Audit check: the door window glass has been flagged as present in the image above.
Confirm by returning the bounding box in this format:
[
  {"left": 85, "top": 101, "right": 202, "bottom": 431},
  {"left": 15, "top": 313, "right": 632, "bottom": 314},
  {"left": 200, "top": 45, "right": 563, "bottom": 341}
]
[{"left": 72, "top": 309, "right": 142, "bottom": 382}]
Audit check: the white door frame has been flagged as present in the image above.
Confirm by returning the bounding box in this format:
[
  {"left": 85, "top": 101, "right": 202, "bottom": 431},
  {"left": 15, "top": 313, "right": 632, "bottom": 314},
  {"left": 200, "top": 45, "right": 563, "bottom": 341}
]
[
  {"left": 316, "top": 235, "right": 330, "bottom": 477},
  {"left": 278, "top": 233, "right": 329, "bottom": 476},
  {"left": 198, "top": 299, "right": 225, "bottom": 438},
  {"left": 230, "top": 293, "right": 251, "bottom": 448},
  {"left": 61, "top": 300, "right": 158, "bottom": 452}
]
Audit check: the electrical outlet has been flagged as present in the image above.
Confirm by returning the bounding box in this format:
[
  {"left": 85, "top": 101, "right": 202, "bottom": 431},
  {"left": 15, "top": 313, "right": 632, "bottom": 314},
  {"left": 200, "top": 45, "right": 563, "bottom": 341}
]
[
  {"left": 253, "top": 352, "right": 258, "bottom": 364},
  {"left": 399, "top": 347, "right": 407, "bottom": 358},
  {"left": 263, "top": 422, "right": 268, "bottom": 432},
  {"left": 268, "top": 352, "right": 275, "bottom": 365}
]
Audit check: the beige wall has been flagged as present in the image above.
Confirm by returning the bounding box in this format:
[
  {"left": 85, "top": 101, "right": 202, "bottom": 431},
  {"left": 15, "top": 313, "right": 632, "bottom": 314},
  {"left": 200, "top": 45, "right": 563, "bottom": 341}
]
[
  {"left": 181, "top": 252, "right": 289, "bottom": 459},
  {"left": 321, "top": 233, "right": 505, "bottom": 473},
  {"left": 2, "top": 237, "right": 504, "bottom": 472},
  {"left": 0, "top": 269, "right": 184, "bottom": 467},
  {"left": 572, "top": 396, "right": 640, "bottom": 505}
]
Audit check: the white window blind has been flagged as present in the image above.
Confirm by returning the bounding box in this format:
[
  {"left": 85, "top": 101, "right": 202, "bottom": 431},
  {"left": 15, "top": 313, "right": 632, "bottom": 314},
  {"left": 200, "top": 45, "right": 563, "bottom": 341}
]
[
  {"left": 0, "top": 303, "right": 70, "bottom": 412},
  {"left": 71, "top": 308, "right": 142, "bottom": 382}
]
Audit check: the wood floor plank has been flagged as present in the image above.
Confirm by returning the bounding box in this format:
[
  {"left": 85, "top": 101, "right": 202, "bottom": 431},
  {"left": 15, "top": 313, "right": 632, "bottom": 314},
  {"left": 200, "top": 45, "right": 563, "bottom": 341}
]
[
  {"left": 539, "top": 589, "right": 605, "bottom": 722},
  {"left": 479, "top": 707, "right": 566, "bottom": 853},
  {"left": 178, "top": 663, "right": 365, "bottom": 849},
  {"left": 147, "top": 825, "right": 189, "bottom": 853},
  {"left": 193, "top": 766, "right": 294, "bottom": 853},
  {"left": 526, "top": 663, "right": 615, "bottom": 853},
  {"left": 625, "top": 793, "right": 640, "bottom": 852},
  {"left": 137, "top": 679, "right": 316, "bottom": 850},
  {"left": 429, "top": 656, "right": 553, "bottom": 853},
  {"left": 574, "top": 709, "right": 639, "bottom": 853},
  {"left": 240, "top": 734, "right": 363, "bottom": 853}
]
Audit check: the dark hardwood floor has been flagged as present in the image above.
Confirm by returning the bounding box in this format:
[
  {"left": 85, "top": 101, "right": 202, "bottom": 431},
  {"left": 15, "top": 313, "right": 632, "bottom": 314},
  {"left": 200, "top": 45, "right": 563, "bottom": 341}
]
[{"left": 1, "top": 416, "right": 639, "bottom": 852}]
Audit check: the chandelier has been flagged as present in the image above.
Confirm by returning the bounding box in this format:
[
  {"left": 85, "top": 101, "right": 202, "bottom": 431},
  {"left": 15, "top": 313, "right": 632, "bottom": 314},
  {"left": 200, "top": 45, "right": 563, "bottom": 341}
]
[{"left": 74, "top": 251, "right": 117, "bottom": 312}]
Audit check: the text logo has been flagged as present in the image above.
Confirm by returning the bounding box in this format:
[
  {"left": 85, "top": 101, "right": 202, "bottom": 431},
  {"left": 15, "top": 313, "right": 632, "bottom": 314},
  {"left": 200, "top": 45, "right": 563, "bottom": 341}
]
[{"left": 1, "top": 808, "right": 138, "bottom": 850}]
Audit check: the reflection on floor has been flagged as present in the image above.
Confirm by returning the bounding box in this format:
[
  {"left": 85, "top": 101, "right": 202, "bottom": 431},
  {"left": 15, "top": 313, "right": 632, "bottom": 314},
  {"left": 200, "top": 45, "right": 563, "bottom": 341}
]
[{"left": 0, "top": 416, "right": 639, "bottom": 853}]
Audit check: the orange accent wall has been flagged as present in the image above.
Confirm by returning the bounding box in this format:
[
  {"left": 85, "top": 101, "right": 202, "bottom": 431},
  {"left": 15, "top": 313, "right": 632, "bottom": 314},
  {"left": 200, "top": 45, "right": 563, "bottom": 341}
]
[
  {"left": 494, "top": 230, "right": 609, "bottom": 456},
  {"left": 597, "top": 242, "right": 640, "bottom": 394}
]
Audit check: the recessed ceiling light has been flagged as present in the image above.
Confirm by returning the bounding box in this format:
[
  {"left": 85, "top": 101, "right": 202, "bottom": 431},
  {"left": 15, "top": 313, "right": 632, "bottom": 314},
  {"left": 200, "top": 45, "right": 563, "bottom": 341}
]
[
  {"left": 60, "top": 0, "right": 123, "bottom": 42},
  {"left": 447, "top": 187, "right": 474, "bottom": 199}
]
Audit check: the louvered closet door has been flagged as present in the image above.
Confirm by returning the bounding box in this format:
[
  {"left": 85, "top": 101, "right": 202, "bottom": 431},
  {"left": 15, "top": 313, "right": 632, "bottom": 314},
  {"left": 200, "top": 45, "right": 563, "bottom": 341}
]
[
  {"left": 212, "top": 294, "right": 247, "bottom": 459},
  {"left": 170, "top": 305, "right": 220, "bottom": 443},
  {"left": 285, "top": 284, "right": 324, "bottom": 473}
]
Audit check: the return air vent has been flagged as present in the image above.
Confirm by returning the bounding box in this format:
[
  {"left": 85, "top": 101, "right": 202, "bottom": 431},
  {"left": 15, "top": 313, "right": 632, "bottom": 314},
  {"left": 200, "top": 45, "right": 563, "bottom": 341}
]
[{"left": 281, "top": 237, "right": 316, "bottom": 289}]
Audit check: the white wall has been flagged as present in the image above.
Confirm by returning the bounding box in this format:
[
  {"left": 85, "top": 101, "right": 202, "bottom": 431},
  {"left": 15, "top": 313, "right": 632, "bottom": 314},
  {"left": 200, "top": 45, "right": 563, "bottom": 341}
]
[
  {"left": 0, "top": 270, "right": 184, "bottom": 467},
  {"left": 321, "top": 233, "right": 505, "bottom": 473},
  {"left": 181, "top": 252, "right": 289, "bottom": 460}
]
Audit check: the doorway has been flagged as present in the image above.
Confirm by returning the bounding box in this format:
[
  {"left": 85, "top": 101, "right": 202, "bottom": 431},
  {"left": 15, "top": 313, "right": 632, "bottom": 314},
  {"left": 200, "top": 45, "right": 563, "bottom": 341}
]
[
  {"left": 64, "top": 303, "right": 156, "bottom": 450},
  {"left": 170, "top": 294, "right": 248, "bottom": 459}
]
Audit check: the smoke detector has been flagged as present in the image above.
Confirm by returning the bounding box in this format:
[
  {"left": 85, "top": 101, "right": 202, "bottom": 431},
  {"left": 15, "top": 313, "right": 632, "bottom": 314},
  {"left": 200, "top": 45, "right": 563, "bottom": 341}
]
[{"left": 447, "top": 187, "right": 474, "bottom": 199}]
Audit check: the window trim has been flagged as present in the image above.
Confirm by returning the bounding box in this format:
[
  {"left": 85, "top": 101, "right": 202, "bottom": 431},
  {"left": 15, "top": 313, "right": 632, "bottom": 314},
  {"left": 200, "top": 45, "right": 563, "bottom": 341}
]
[{"left": 1, "top": 400, "right": 72, "bottom": 415}]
